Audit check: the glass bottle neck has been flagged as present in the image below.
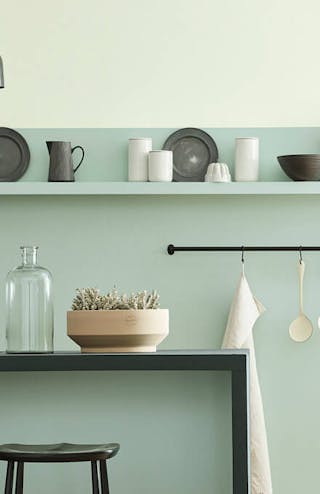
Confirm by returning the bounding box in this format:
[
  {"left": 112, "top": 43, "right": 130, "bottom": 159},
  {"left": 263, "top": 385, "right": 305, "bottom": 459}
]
[{"left": 21, "top": 247, "right": 38, "bottom": 266}]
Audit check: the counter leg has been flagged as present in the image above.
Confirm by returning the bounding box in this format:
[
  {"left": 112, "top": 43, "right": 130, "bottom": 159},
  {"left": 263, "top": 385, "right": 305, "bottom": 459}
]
[{"left": 231, "top": 368, "right": 250, "bottom": 494}]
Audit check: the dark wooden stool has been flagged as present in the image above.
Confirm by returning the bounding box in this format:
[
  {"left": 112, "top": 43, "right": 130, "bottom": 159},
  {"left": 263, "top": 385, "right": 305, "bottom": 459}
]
[{"left": 0, "top": 442, "right": 120, "bottom": 494}]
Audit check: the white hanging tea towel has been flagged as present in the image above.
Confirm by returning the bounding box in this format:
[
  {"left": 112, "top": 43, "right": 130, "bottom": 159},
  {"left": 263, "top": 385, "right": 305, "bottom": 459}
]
[{"left": 222, "top": 271, "right": 272, "bottom": 494}]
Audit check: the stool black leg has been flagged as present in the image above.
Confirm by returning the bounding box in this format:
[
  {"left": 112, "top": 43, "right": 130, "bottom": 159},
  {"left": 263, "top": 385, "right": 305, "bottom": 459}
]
[
  {"left": 4, "top": 461, "right": 14, "bottom": 494},
  {"left": 14, "top": 462, "right": 23, "bottom": 494},
  {"left": 91, "top": 461, "right": 100, "bottom": 494},
  {"left": 99, "top": 461, "right": 109, "bottom": 494}
]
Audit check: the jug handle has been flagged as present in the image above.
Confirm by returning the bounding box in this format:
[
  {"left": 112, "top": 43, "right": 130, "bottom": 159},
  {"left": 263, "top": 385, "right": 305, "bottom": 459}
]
[{"left": 72, "top": 146, "right": 85, "bottom": 173}]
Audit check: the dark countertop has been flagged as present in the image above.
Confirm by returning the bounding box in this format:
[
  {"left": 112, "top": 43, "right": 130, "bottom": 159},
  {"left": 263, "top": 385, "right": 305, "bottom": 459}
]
[{"left": 0, "top": 349, "right": 249, "bottom": 372}]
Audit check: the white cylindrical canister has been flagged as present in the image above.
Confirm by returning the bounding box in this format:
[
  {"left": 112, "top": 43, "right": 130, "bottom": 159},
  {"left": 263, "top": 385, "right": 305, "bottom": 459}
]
[
  {"left": 148, "top": 150, "right": 173, "bottom": 182},
  {"left": 128, "top": 138, "right": 152, "bottom": 181},
  {"left": 235, "top": 137, "right": 259, "bottom": 181}
]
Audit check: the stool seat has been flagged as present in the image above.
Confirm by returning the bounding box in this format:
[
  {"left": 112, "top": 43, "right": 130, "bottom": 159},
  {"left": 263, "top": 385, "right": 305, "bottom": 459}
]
[
  {"left": 0, "top": 443, "right": 120, "bottom": 463},
  {"left": 0, "top": 442, "right": 120, "bottom": 494}
]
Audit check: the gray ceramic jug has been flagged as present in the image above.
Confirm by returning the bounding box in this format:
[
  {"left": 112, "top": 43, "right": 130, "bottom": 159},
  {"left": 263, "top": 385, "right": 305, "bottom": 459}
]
[{"left": 47, "top": 141, "right": 85, "bottom": 182}]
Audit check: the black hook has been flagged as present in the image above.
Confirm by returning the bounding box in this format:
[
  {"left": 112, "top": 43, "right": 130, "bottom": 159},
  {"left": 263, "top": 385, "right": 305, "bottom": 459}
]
[
  {"left": 299, "top": 246, "right": 303, "bottom": 264},
  {"left": 241, "top": 246, "right": 245, "bottom": 264}
]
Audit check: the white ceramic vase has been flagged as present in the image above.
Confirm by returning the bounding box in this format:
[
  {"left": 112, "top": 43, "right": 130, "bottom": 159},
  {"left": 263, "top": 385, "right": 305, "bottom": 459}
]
[
  {"left": 128, "top": 138, "right": 152, "bottom": 181},
  {"left": 235, "top": 137, "right": 259, "bottom": 182}
]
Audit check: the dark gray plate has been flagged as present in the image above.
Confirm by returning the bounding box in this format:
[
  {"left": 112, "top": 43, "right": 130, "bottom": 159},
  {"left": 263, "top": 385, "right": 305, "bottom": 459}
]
[
  {"left": 0, "top": 128, "right": 30, "bottom": 181},
  {"left": 163, "top": 128, "right": 218, "bottom": 181}
]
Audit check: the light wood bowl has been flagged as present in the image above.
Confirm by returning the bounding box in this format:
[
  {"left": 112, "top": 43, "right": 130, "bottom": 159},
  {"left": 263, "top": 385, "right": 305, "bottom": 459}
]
[{"left": 67, "top": 309, "right": 169, "bottom": 353}]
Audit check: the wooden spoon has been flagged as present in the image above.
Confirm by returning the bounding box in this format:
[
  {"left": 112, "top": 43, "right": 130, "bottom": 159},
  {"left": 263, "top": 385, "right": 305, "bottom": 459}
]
[{"left": 289, "top": 261, "right": 313, "bottom": 342}]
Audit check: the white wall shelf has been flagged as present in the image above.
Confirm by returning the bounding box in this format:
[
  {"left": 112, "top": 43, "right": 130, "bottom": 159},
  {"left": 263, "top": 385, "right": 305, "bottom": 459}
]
[{"left": 0, "top": 181, "right": 319, "bottom": 195}]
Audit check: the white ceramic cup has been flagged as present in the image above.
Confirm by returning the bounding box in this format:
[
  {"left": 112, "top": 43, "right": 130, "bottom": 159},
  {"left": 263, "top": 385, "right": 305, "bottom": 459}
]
[
  {"left": 235, "top": 137, "right": 259, "bottom": 181},
  {"left": 128, "top": 138, "right": 152, "bottom": 182},
  {"left": 148, "top": 150, "right": 173, "bottom": 182}
]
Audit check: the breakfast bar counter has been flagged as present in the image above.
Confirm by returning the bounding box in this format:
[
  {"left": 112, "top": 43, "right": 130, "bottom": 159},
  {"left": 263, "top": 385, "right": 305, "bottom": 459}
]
[{"left": 0, "top": 350, "right": 250, "bottom": 494}]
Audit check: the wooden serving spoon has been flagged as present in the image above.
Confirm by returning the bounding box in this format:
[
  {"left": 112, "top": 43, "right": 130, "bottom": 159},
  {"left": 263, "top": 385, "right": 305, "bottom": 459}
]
[{"left": 289, "top": 261, "right": 313, "bottom": 342}]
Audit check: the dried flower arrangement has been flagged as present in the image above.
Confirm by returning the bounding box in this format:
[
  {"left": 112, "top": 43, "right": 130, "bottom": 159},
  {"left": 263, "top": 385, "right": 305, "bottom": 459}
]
[{"left": 71, "top": 287, "right": 160, "bottom": 311}]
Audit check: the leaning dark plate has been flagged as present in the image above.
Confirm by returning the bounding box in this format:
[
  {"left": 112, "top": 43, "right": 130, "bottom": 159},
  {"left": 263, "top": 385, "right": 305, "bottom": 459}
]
[
  {"left": 0, "top": 128, "right": 30, "bottom": 181},
  {"left": 163, "top": 128, "right": 218, "bottom": 181}
]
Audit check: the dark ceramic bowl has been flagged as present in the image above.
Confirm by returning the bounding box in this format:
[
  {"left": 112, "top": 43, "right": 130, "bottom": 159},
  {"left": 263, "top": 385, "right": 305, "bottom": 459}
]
[{"left": 277, "top": 154, "right": 320, "bottom": 181}]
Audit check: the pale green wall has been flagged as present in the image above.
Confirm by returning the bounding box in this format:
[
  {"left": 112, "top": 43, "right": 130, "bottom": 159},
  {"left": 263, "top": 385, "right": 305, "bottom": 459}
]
[
  {"left": 0, "top": 128, "right": 318, "bottom": 493},
  {"left": 1, "top": 0, "right": 320, "bottom": 127},
  {"left": 0, "top": 371, "right": 231, "bottom": 493},
  {"left": 2, "top": 0, "right": 320, "bottom": 491}
]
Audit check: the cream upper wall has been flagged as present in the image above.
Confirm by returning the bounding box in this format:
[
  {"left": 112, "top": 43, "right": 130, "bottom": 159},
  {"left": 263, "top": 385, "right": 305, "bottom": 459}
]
[{"left": 1, "top": 0, "right": 320, "bottom": 127}]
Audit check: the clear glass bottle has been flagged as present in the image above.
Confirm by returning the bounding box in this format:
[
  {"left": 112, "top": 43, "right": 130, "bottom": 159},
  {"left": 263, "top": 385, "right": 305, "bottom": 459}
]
[{"left": 6, "top": 246, "right": 54, "bottom": 353}]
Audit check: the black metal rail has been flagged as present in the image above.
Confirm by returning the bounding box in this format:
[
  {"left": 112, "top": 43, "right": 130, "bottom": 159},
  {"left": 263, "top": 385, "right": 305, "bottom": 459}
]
[{"left": 167, "top": 244, "right": 320, "bottom": 255}]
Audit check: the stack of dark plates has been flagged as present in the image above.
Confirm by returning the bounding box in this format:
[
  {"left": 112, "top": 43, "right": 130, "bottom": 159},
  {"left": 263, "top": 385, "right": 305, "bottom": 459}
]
[{"left": 277, "top": 154, "right": 320, "bottom": 181}]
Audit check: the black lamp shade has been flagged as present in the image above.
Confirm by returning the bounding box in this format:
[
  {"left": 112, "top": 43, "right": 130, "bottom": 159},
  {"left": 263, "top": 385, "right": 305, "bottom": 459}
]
[{"left": 0, "top": 57, "right": 4, "bottom": 88}]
